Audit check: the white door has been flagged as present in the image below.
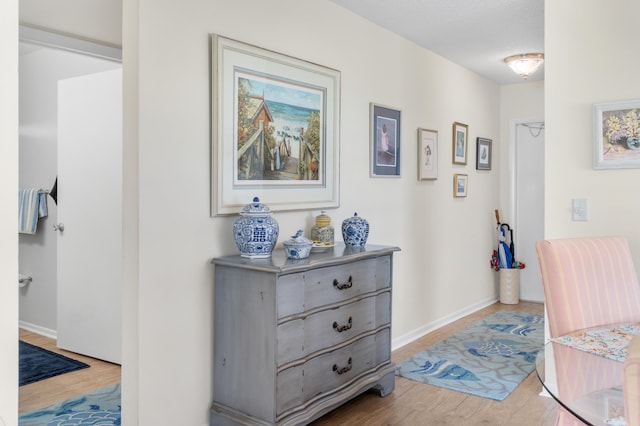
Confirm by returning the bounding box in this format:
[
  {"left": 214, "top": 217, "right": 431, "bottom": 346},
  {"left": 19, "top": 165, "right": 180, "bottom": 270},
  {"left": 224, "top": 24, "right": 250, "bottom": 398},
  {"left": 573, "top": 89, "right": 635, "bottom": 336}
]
[
  {"left": 514, "top": 121, "right": 545, "bottom": 302},
  {"left": 57, "top": 68, "right": 122, "bottom": 364}
]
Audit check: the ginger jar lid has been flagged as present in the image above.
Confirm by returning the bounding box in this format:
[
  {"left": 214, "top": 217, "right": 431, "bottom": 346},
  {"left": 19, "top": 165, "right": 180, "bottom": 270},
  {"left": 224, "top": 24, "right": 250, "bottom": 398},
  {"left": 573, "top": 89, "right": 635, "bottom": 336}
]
[
  {"left": 343, "top": 212, "right": 367, "bottom": 225},
  {"left": 240, "top": 196, "right": 272, "bottom": 216}
]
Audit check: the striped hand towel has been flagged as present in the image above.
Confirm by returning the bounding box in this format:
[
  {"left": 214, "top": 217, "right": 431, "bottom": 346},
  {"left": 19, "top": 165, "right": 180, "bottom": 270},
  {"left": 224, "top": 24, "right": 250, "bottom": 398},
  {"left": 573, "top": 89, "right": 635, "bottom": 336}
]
[{"left": 18, "top": 189, "right": 48, "bottom": 234}]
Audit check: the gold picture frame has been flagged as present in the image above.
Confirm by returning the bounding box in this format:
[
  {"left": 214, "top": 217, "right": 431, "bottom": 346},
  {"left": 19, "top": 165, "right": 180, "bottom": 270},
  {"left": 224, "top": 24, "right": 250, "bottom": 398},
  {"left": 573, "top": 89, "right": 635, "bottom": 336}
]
[{"left": 454, "top": 174, "right": 468, "bottom": 197}]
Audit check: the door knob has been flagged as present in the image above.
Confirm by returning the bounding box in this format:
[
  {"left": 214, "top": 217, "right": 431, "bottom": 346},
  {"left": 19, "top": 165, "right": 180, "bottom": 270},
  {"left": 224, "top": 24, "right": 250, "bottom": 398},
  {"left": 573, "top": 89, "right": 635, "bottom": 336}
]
[{"left": 53, "top": 223, "right": 65, "bottom": 232}]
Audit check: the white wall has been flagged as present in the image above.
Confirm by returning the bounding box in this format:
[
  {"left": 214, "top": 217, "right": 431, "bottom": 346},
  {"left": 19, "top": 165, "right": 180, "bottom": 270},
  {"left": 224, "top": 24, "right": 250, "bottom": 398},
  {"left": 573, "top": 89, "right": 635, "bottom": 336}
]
[
  {"left": 18, "top": 46, "right": 120, "bottom": 334},
  {"left": 0, "top": 0, "right": 19, "bottom": 424},
  {"left": 130, "top": 0, "right": 501, "bottom": 424},
  {"left": 545, "top": 1, "right": 640, "bottom": 265}
]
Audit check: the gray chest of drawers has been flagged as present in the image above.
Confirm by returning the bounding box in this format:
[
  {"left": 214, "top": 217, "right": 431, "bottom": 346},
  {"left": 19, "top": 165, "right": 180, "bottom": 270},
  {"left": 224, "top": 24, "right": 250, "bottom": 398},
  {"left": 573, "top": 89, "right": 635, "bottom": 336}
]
[{"left": 210, "top": 244, "right": 400, "bottom": 426}]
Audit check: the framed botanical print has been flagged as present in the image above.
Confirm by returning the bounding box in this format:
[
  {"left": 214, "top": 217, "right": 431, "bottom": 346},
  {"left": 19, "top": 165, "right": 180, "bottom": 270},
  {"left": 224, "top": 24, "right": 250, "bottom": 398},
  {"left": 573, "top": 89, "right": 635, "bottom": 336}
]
[
  {"left": 593, "top": 100, "right": 640, "bottom": 169},
  {"left": 418, "top": 128, "right": 438, "bottom": 180},
  {"left": 452, "top": 122, "right": 468, "bottom": 165},
  {"left": 476, "top": 137, "right": 492, "bottom": 170}
]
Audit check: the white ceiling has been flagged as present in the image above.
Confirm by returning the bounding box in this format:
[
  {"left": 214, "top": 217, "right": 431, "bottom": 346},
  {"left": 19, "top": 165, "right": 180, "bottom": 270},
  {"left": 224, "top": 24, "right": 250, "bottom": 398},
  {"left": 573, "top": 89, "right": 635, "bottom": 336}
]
[
  {"left": 328, "top": 0, "right": 545, "bottom": 85},
  {"left": 19, "top": 0, "right": 544, "bottom": 85}
]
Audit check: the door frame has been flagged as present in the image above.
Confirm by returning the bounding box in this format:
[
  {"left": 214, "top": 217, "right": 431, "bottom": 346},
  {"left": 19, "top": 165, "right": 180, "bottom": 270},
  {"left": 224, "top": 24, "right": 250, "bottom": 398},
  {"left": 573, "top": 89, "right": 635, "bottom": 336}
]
[
  {"left": 509, "top": 117, "right": 545, "bottom": 300},
  {"left": 18, "top": 20, "right": 124, "bottom": 385},
  {"left": 20, "top": 26, "right": 121, "bottom": 62}
]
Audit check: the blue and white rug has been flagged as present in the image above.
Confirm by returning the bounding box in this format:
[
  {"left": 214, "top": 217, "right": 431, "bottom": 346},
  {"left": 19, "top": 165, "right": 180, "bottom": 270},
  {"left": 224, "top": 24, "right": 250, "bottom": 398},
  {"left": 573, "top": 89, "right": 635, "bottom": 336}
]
[
  {"left": 19, "top": 383, "right": 121, "bottom": 425},
  {"left": 396, "top": 310, "right": 544, "bottom": 401}
]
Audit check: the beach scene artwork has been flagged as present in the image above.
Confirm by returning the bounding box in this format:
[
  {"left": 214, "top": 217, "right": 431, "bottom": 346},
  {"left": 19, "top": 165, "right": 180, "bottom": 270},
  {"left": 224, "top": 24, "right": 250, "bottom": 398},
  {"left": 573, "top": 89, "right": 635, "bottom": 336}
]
[{"left": 234, "top": 70, "right": 325, "bottom": 186}]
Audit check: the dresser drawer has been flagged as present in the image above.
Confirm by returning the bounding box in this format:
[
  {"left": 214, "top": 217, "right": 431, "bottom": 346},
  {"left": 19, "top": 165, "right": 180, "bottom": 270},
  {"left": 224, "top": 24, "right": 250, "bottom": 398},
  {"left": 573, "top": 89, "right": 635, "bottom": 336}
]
[
  {"left": 277, "top": 291, "right": 391, "bottom": 365},
  {"left": 276, "top": 328, "right": 391, "bottom": 417},
  {"left": 277, "top": 255, "right": 392, "bottom": 318}
]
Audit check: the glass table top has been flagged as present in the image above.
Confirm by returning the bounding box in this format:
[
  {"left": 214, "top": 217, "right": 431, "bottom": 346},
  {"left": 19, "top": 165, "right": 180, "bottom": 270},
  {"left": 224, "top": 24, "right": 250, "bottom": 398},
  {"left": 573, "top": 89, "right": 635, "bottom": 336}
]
[{"left": 536, "top": 338, "right": 626, "bottom": 426}]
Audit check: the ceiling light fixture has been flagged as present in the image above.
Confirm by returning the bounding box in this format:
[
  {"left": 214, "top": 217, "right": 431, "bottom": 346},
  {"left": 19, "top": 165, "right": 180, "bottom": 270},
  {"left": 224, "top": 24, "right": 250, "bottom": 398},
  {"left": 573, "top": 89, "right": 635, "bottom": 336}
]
[{"left": 504, "top": 53, "right": 544, "bottom": 79}]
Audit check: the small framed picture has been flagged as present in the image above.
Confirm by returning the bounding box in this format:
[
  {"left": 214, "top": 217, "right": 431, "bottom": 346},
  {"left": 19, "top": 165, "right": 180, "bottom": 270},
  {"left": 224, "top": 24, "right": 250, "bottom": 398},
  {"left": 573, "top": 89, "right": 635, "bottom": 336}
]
[
  {"left": 454, "top": 174, "right": 468, "bottom": 197},
  {"left": 593, "top": 99, "right": 640, "bottom": 169},
  {"left": 370, "top": 103, "right": 401, "bottom": 177},
  {"left": 452, "top": 122, "right": 468, "bottom": 165},
  {"left": 418, "top": 128, "right": 438, "bottom": 180},
  {"left": 476, "top": 137, "right": 492, "bottom": 170}
]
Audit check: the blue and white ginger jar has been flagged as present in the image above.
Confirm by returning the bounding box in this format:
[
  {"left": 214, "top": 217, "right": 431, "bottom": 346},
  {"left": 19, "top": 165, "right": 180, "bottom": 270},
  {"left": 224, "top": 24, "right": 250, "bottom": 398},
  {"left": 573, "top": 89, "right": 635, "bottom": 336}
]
[
  {"left": 341, "top": 212, "right": 369, "bottom": 248},
  {"left": 233, "top": 197, "right": 279, "bottom": 258}
]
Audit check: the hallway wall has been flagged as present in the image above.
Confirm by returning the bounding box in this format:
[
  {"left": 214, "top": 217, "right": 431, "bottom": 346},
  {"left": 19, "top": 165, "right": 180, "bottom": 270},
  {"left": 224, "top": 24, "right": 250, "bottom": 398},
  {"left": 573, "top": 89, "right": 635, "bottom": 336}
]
[
  {"left": 545, "top": 1, "right": 640, "bottom": 256},
  {"left": 127, "top": 0, "right": 502, "bottom": 423}
]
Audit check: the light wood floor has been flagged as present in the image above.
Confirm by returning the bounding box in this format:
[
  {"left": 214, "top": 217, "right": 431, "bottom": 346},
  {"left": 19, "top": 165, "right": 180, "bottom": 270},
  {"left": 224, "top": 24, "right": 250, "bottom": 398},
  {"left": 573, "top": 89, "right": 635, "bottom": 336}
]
[
  {"left": 19, "top": 329, "right": 121, "bottom": 414},
  {"left": 310, "top": 301, "right": 558, "bottom": 426},
  {"left": 20, "top": 302, "right": 558, "bottom": 425}
]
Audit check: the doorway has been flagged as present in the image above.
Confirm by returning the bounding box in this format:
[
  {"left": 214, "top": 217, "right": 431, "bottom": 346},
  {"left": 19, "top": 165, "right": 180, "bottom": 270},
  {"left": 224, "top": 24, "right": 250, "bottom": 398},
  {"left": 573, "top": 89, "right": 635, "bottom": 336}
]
[
  {"left": 18, "top": 27, "right": 123, "bottom": 412},
  {"left": 512, "top": 120, "right": 545, "bottom": 302},
  {"left": 18, "top": 30, "right": 121, "bottom": 335}
]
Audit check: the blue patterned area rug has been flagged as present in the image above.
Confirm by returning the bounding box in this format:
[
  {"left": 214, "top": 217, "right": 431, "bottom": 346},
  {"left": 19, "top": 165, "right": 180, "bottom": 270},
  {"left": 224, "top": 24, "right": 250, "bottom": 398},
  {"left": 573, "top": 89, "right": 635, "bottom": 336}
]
[
  {"left": 19, "top": 383, "right": 121, "bottom": 426},
  {"left": 19, "top": 341, "right": 89, "bottom": 386},
  {"left": 396, "top": 310, "right": 544, "bottom": 401}
]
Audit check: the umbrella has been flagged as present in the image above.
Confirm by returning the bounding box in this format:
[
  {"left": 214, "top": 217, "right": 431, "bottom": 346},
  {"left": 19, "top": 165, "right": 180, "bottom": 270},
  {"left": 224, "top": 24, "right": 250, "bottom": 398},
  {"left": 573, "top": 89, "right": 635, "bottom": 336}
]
[{"left": 494, "top": 210, "right": 515, "bottom": 268}]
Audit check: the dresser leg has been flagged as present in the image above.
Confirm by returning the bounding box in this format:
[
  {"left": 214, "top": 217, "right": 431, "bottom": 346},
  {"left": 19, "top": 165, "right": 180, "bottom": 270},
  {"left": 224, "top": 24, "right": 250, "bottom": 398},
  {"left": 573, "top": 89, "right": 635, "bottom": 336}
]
[{"left": 370, "top": 370, "right": 395, "bottom": 397}]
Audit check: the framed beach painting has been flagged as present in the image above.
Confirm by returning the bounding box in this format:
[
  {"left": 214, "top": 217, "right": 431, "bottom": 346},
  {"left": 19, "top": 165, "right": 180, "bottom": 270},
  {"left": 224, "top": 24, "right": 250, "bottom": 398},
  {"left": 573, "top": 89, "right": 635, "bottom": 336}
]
[
  {"left": 454, "top": 174, "right": 468, "bottom": 197},
  {"left": 476, "top": 137, "right": 492, "bottom": 170},
  {"left": 370, "top": 103, "right": 401, "bottom": 177},
  {"left": 210, "top": 34, "right": 341, "bottom": 215},
  {"left": 593, "top": 99, "right": 640, "bottom": 169},
  {"left": 418, "top": 128, "right": 438, "bottom": 180},
  {"left": 452, "top": 122, "right": 468, "bottom": 165}
]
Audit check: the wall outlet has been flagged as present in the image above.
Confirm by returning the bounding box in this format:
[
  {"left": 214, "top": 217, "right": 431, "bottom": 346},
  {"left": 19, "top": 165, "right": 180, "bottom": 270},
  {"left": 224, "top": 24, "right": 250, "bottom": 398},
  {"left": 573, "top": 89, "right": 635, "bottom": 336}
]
[{"left": 572, "top": 198, "right": 589, "bottom": 221}]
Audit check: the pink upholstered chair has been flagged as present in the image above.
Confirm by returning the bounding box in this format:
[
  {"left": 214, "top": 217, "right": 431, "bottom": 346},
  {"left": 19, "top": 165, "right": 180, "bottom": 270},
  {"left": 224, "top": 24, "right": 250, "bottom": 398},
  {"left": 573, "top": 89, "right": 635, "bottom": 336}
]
[
  {"left": 536, "top": 236, "right": 640, "bottom": 339},
  {"left": 536, "top": 236, "right": 640, "bottom": 425},
  {"left": 625, "top": 334, "right": 640, "bottom": 426}
]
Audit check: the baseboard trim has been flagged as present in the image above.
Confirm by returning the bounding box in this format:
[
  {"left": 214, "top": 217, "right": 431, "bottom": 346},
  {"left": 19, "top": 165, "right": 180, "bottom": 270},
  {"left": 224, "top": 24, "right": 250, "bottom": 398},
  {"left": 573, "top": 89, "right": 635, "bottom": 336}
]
[
  {"left": 19, "top": 320, "right": 57, "bottom": 340},
  {"left": 391, "top": 296, "right": 498, "bottom": 351}
]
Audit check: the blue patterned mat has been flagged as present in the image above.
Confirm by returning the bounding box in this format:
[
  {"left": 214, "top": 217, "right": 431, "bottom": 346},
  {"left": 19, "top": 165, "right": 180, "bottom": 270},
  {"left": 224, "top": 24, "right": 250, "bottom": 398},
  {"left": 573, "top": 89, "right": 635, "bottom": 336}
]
[
  {"left": 19, "top": 383, "right": 121, "bottom": 425},
  {"left": 396, "top": 310, "right": 544, "bottom": 401},
  {"left": 20, "top": 341, "right": 89, "bottom": 386}
]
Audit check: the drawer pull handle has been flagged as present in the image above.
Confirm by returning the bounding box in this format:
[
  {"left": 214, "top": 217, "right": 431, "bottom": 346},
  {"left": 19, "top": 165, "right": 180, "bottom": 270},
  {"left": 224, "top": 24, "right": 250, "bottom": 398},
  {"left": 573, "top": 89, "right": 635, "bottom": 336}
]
[
  {"left": 333, "top": 316, "right": 353, "bottom": 332},
  {"left": 333, "top": 275, "right": 353, "bottom": 290},
  {"left": 332, "top": 357, "right": 352, "bottom": 375}
]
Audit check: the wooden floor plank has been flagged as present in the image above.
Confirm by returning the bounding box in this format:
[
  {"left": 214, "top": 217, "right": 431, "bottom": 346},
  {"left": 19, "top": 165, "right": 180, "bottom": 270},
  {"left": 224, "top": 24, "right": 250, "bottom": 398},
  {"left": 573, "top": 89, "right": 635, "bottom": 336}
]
[
  {"left": 20, "top": 301, "right": 558, "bottom": 425},
  {"left": 19, "top": 329, "right": 121, "bottom": 414}
]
